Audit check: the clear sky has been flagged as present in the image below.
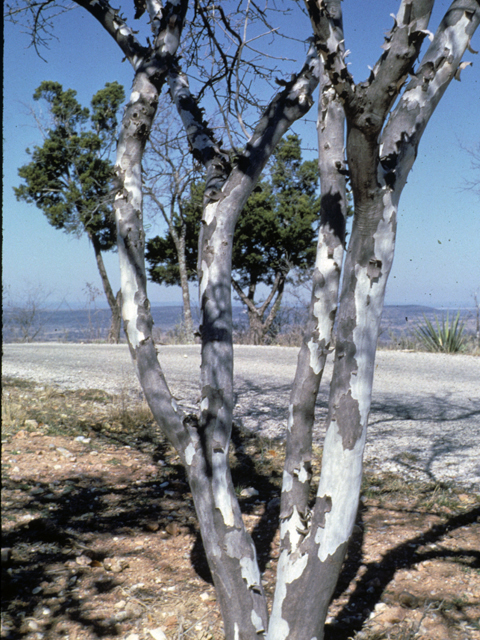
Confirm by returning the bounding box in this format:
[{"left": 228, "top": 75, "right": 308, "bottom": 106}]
[{"left": 3, "top": 1, "right": 479, "bottom": 310}]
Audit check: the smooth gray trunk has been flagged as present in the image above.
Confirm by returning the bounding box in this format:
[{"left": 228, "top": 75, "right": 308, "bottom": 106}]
[{"left": 60, "top": 1, "right": 480, "bottom": 638}]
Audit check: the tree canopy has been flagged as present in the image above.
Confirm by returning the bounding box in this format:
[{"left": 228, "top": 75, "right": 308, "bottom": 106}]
[
  {"left": 14, "top": 80, "right": 125, "bottom": 341},
  {"left": 15, "top": 80, "right": 124, "bottom": 248},
  {"left": 146, "top": 134, "right": 320, "bottom": 342}
]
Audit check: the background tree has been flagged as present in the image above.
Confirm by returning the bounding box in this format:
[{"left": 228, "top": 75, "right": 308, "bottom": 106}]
[
  {"left": 143, "top": 105, "right": 201, "bottom": 342},
  {"left": 14, "top": 80, "right": 125, "bottom": 343},
  {"left": 146, "top": 134, "right": 319, "bottom": 343}
]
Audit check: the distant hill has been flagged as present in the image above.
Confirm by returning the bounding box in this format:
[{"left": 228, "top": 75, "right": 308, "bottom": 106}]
[{"left": 3, "top": 303, "right": 476, "bottom": 345}]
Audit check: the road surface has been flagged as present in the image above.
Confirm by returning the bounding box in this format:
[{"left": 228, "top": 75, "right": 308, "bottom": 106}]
[{"left": 3, "top": 343, "right": 479, "bottom": 488}]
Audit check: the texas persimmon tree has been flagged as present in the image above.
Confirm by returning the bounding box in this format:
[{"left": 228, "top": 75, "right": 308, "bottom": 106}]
[{"left": 6, "top": 0, "right": 479, "bottom": 638}]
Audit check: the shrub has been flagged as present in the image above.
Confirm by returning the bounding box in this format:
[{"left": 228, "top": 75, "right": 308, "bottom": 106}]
[{"left": 414, "top": 310, "right": 465, "bottom": 353}]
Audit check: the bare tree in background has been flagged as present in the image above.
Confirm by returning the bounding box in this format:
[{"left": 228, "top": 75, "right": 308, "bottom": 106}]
[
  {"left": 143, "top": 104, "right": 200, "bottom": 342},
  {"left": 6, "top": 0, "right": 479, "bottom": 637},
  {"left": 3, "top": 283, "right": 55, "bottom": 342}
]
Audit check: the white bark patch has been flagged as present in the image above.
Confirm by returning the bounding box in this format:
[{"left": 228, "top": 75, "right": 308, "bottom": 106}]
[
  {"left": 287, "top": 404, "right": 294, "bottom": 432},
  {"left": 234, "top": 624, "right": 240, "bottom": 640},
  {"left": 280, "top": 506, "right": 306, "bottom": 551},
  {"left": 350, "top": 200, "right": 396, "bottom": 426},
  {"left": 199, "top": 260, "right": 209, "bottom": 300},
  {"left": 204, "top": 201, "right": 218, "bottom": 225},
  {"left": 240, "top": 555, "right": 262, "bottom": 591},
  {"left": 200, "top": 396, "right": 209, "bottom": 413},
  {"left": 315, "top": 419, "right": 366, "bottom": 562},
  {"left": 185, "top": 443, "right": 196, "bottom": 466},
  {"left": 122, "top": 165, "right": 143, "bottom": 211},
  {"left": 282, "top": 470, "right": 293, "bottom": 493},
  {"left": 171, "top": 398, "right": 179, "bottom": 413},
  {"left": 268, "top": 548, "right": 309, "bottom": 640},
  {"left": 251, "top": 610, "right": 265, "bottom": 634},
  {"left": 130, "top": 91, "right": 141, "bottom": 103},
  {"left": 117, "top": 237, "right": 144, "bottom": 349},
  {"left": 112, "top": 19, "right": 134, "bottom": 38},
  {"left": 212, "top": 450, "right": 234, "bottom": 526},
  {"left": 311, "top": 239, "right": 343, "bottom": 341},
  {"left": 307, "top": 338, "right": 322, "bottom": 375},
  {"left": 295, "top": 464, "right": 309, "bottom": 484}
]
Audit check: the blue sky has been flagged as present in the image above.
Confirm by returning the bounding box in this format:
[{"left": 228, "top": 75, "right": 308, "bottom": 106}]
[{"left": 3, "top": 1, "right": 479, "bottom": 309}]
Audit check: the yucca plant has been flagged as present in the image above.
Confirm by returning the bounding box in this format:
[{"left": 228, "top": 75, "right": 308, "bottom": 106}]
[{"left": 415, "top": 311, "right": 466, "bottom": 353}]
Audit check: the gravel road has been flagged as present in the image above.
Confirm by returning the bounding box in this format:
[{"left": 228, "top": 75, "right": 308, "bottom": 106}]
[{"left": 3, "top": 343, "right": 480, "bottom": 489}]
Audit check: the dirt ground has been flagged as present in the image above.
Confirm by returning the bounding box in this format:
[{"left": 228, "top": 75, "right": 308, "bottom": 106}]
[{"left": 2, "top": 378, "right": 479, "bottom": 640}]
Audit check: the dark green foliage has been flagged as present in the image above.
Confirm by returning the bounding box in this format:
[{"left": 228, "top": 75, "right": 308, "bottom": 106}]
[
  {"left": 14, "top": 80, "right": 125, "bottom": 251},
  {"left": 146, "top": 134, "right": 319, "bottom": 291}
]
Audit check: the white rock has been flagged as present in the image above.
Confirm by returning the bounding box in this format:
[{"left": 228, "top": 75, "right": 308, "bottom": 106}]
[
  {"left": 148, "top": 629, "right": 167, "bottom": 640},
  {"left": 240, "top": 487, "right": 259, "bottom": 498}
]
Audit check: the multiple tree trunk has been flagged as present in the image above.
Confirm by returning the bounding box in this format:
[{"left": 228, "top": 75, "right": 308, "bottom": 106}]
[{"left": 32, "top": 0, "right": 480, "bottom": 637}]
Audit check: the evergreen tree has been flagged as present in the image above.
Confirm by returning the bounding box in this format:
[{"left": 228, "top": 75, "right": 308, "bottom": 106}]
[
  {"left": 15, "top": 80, "right": 125, "bottom": 342},
  {"left": 146, "top": 134, "right": 319, "bottom": 343}
]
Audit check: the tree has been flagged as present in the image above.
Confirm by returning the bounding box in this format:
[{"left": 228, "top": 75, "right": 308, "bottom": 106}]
[
  {"left": 143, "top": 106, "right": 201, "bottom": 342},
  {"left": 146, "top": 134, "right": 320, "bottom": 344},
  {"left": 7, "top": 1, "right": 479, "bottom": 638},
  {"left": 14, "top": 80, "right": 125, "bottom": 343}
]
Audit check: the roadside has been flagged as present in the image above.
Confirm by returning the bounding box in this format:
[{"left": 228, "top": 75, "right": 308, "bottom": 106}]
[{"left": 3, "top": 344, "right": 480, "bottom": 488}]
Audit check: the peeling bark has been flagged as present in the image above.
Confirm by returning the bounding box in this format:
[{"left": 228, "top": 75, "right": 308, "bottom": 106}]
[
  {"left": 269, "top": 61, "right": 348, "bottom": 640},
  {"left": 31, "top": 1, "right": 479, "bottom": 638},
  {"left": 267, "top": 2, "right": 479, "bottom": 637}
]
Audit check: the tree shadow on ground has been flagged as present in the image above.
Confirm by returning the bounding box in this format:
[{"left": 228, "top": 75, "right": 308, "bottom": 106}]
[
  {"left": 3, "top": 403, "right": 479, "bottom": 639},
  {"left": 325, "top": 505, "right": 480, "bottom": 640}
]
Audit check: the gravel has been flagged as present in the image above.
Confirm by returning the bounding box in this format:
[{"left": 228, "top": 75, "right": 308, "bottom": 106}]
[{"left": 3, "top": 343, "right": 480, "bottom": 489}]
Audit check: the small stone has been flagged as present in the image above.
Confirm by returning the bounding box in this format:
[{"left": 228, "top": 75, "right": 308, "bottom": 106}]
[
  {"left": 114, "top": 600, "right": 126, "bottom": 609},
  {"left": 367, "top": 577, "right": 381, "bottom": 588},
  {"left": 28, "top": 620, "right": 40, "bottom": 631},
  {"left": 165, "top": 522, "right": 179, "bottom": 537},
  {"left": 74, "top": 436, "right": 91, "bottom": 443},
  {"left": 32, "top": 586, "right": 43, "bottom": 595},
  {"left": 75, "top": 555, "right": 92, "bottom": 566},
  {"left": 56, "top": 446, "right": 73, "bottom": 458},
  {"left": 267, "top": 497, "right": 280, "bottom": 511},
  {"left": 103, "top": 557, "right": 129, "bottom": 573},
  {"left": 200, "top": 591, "right": 212, "bottom": 602},
  {"left": 1, "top": 548, "right": 12, "bottom": 564},
  {"left": 399, "top": 591, "right": 419, "bottom": 609},
  {"left": 126, "top": 635, "right": 140, "bottom": 640},
  {"left": 125, "top": 602, "right": 143, "bottom": 619},
  {"left": 240, "top": 487, "right": 259, "bottom": 498},
  {"left": 148, "top": 629, "right": 167, "bottom": 640},
  {"left": 373, "top": 602, "right": 388, "bottom": 614},
  {"left": 145, "top": 522, "right": 160, "bottom": 532}
]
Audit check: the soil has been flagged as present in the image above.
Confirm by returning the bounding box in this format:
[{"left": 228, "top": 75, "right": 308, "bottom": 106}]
[{"left": 1, "top": 378, "right": 479, "bottom": 640}]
